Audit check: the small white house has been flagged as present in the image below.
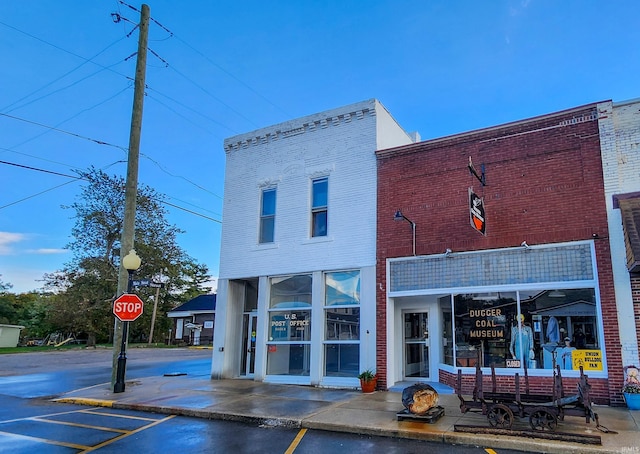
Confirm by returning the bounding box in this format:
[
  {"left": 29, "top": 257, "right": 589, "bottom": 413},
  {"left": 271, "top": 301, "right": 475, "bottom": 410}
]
[{"left": 0, "top": 324, "right": 24, "bottom": 348}]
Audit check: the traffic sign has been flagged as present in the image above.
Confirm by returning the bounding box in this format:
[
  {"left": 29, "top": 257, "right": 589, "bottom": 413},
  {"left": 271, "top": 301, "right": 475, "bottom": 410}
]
[{"left": 113, "top": 293, "right": 144, "bottom": 322}]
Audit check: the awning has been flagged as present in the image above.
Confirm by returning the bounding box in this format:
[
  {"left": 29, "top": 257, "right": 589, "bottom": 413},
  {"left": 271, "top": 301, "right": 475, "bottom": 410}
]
[{"left": 618, "top": 197, "right": 640, "bottom": 273}]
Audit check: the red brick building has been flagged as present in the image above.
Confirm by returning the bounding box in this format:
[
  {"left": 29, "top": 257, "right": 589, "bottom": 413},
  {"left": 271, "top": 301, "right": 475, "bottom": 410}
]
[{"left": 376, "top": 103, "right": 623, "bottom": 404}]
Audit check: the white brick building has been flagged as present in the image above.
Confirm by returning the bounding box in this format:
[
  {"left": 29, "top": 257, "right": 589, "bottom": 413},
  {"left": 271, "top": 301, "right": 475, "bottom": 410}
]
[
  {"left": 211, "top": 99, "right": 416, "bottom": 387},
  {"left": 598, "top": 98, "right": 640, "bottom": 368}
]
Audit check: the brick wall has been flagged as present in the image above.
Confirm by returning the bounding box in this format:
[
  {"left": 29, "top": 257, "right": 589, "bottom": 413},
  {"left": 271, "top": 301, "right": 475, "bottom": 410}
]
[
  {"left": 633, "top": 274, "right": 640, "bottom": 364},
  {"left": 377, "top": 104, "right": 622, "bottom": 404},
  {"left": 598, "top": 99, "right": 640, "bottom": 370},
  {"left": 439, "top": 369, "right": 611, "bottom": 405}
]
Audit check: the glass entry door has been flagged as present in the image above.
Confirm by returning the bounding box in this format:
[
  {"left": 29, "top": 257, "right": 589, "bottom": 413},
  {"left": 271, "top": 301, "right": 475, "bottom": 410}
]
[
  {"left": 241, "top": 313, "right": 257, "bottom": 376},
  {"left": 403, "top": 311, "right": 430, "bottom": 379}
]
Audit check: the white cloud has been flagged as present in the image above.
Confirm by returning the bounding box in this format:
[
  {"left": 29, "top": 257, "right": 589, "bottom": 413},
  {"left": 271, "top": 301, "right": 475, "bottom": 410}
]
[
  {"left": 0, "top": 232, "right": 27, "bottom": 255},
  {"left": 27, "top": 248, "right": 68, "bottom": 255}
]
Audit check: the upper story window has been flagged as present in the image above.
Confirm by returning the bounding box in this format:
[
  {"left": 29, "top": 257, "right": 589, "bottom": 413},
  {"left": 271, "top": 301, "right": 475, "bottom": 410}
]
[
  {"left": 311, "top": 177, "right": 328, "bottom": 237},
  {"left": 260, "top": 188, "right": 276, "bottom": 243}
]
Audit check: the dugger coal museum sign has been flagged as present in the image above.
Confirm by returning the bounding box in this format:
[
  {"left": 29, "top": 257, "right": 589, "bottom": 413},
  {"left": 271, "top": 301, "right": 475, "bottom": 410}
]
[{"left": 468, "top": 308, "right": 506, "bottom": 339}]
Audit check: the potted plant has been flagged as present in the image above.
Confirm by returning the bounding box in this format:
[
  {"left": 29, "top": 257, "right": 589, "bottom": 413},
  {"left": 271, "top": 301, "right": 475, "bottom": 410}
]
[
  {"left": 622, "top": 365, "right": 640, "bottom": 410},
  {"left": 358, "top": 369, "right": 377, "bottom": 393}
]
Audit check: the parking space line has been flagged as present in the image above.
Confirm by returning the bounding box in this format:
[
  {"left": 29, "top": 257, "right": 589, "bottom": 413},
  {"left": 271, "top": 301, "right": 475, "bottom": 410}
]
[
  {"left": 284, "top": 428, "right": 307, "bottom": 454},
  {"left": 31, "top": 416, "right": 129, "bottom": 433},
  {"left": 0, "top": 429, "right": 91, "bottom": 450},
  {"left": 80, "top": 414, "right": 176, "bottom": 453},
  {"left": 0, "top": 407, "right": 108, "bottom": 425},
  {"left": 79, "top": 409, "right": 161, "bottom": 421}
]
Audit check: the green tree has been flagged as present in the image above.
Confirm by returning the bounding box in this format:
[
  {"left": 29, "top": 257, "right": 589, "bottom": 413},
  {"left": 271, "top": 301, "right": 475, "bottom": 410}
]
[
  {"left": 44, "top": 168, "right": 211, "bottom": 345},
  {"left": 0, "top": 277, "right": 52, "bottom": 342}
]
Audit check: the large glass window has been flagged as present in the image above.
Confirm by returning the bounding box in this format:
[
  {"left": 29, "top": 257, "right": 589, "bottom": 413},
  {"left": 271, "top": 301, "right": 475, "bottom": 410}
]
[
  {"left": 324, "top": 271, "right": 360, "bottom": 377},
  {"left": 267, "top": 275, "right": 312, "bottom": 376},
  {"left": 311, "top": 177, "right": 328, "bottom": 237},
  {"left": 445, "top": 288, "right": 600, "bottom": 372},
  {"left": 260, "top": 188, "right": 276, "bottom": 243}
]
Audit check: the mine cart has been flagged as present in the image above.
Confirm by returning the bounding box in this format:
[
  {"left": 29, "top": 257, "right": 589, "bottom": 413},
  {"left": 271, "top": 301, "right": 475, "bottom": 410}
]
[{"left": 455, "top": 351, "right": 609, "bottom": 432}]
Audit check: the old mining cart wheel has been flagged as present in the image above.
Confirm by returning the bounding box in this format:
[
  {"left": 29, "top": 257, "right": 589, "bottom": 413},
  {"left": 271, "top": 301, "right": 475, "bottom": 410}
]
[
  {"left": 487, "top": 403, "right": 514, "bottom": 429},
  {"left": 529, "top": 407, "right": 558, "bottom": 431}
]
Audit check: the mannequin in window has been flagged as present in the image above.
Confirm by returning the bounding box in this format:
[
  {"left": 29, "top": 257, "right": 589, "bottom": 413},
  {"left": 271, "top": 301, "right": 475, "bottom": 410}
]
[
  {"left": 559, "top": 336, "right": 575, "bottom": 369},
  {"left": 573, "top": 328, "right": 586, "bottom": 349},
  {"left": 510, "top": 314, "right": 534, "bottom": 364},
  {"left": 545, "top": 316, "right": 560, "bottom": 344}
]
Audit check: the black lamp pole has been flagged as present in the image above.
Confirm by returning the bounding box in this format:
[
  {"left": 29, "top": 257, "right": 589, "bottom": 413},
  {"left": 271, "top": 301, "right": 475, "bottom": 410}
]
[{"left": 114, "top": 269, "right": 134, "bottom": 393}]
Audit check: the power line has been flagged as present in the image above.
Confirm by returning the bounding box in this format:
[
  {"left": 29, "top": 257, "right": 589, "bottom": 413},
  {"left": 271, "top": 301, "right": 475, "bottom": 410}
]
[
  {"left": 173, "top": 34, "right": 291, "bottom": 119},
  {"left": 139, "top": 151, "right": 222, "bottom": 200},
  {"left": 0, "top": 159, "right": 221, "bottom": 223},
  {"left": 168, "top": 65, "right": 260, "bottom": 128},
  {"left": 1, "top": 8, "right": 224, "bottom": 208},
  {"left": 0, "top": 145, "right": 83, "bottom": 169},
  {"left": 0, "top": 160, "right": 80, "bottom": 179},
  {"left": 0, "top": 21, "right": 131, "bottom": 111},
  {"left": 145, "top": 91, "right": 231, "bottom": 136},
  {"left": 0, "top": 160, "right": 123, "bottom": 210},
  {"left": 4, "top": 62, "right": 126, "bottom": 114},
  {"left": 5, "top": 86, "right": 131, "bottom": 156},
  {"left": 0, "top": 113, "right": 128, "bottom": 153},
  {"left": 115, "top": 2, "right": 291, "bottom": 123}
]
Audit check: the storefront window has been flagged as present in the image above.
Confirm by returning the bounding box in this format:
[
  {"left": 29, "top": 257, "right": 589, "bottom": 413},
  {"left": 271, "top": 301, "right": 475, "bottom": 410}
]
[
  {"left": 266, "top": 344, "right": 311, "bottom": 376},
  {"left": 267, "top": 275, "right": 312, "bottom": 377},
  {"left": 440, "top": 296, "right": 453, "bottom": 366},
  {"left": 269, "top": 311, "right": 311, "bottom": 341},
  {"left": 324, "top": 271, "right": 360, "bottom": 377},
  {"left": 450, "top": 288, "right": 600, "bottom": 371}
]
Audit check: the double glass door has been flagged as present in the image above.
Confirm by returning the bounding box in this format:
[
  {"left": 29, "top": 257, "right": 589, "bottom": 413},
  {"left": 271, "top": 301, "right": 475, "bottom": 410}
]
[{"left": 403, "top": 311, "right": 430, "bottom": 379}]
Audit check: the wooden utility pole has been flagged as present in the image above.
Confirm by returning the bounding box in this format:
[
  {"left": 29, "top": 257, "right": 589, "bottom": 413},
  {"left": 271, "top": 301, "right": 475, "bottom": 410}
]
[
  {"left": 111, "top": 3, "right": 150, "bottom": 388},
  {"left": 148, "top": 281, "right": 161, "bottom": 344}
]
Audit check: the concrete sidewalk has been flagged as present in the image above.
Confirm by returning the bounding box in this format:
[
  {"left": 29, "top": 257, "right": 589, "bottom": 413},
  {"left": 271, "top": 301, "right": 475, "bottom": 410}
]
[{"left": 54, "top": 374, "right": 639, "bottom": 454}]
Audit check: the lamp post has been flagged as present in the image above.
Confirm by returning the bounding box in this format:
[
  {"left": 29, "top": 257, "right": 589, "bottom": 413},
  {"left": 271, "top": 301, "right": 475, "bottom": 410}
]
[
  {"left": 114, "top": 249, "right": 142, "bottom": 393},
  {"left": 394, "top": 209, "right": 416, "bottom": 256}
]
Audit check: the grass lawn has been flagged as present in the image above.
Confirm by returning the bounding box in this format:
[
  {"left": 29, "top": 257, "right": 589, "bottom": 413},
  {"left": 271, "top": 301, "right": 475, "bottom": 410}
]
[{"left": 0, "top": 343, "right": 178, "bottom": 355}]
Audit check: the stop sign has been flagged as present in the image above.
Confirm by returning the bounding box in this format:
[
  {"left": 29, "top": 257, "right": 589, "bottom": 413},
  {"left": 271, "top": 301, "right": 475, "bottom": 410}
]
[{"left": 113, "top": 293, "right": 144, "bottom": 322}]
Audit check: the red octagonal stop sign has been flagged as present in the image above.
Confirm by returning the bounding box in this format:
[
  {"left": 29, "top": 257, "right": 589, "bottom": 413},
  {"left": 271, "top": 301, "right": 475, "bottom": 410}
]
[{"left": 113, "top": 293, "right": 144, "bottom": 322}]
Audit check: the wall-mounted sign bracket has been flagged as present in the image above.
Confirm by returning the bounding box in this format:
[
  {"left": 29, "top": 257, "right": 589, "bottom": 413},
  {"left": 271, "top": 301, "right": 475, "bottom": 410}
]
[{"left": 468, "top": 156, "right": 486, "bottom": 186}]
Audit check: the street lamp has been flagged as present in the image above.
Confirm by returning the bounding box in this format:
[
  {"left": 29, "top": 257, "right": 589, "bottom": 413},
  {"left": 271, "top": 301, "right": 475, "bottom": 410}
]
[
  {"left": 114, "top": 249, "right": 142, "bottom": 393},
  {"left": 394, "top": 209, "right": 416, "bottom": 256}
]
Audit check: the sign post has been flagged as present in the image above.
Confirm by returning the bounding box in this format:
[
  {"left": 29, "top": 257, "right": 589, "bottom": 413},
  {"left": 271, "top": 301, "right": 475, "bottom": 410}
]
[{"left": 113, "top": 293, "right": 144, "bottom": 393}]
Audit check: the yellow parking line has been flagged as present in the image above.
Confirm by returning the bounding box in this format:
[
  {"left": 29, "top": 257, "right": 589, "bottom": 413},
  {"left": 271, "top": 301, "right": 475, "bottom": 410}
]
[
  {"left": 485, "top": 449, "right": 498, "bottom": 454},
  {"left": 0, "top": 429, "right": 91, "bottom": 450},
  {"left": 31, "top": 417, "right": 129, "bottom": 433},
  {"left": 80, "top": 414, "right": 176, "bottom": 453},
  {"left": 284, "top": 428, "right": 307, "bottom": 454},
  {"left": 80, "top": 409, "right": 161, "bottom": 421}
]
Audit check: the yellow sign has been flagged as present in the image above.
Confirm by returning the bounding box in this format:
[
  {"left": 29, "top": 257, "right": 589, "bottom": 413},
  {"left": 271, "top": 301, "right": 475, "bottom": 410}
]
[{"left": 572, "top": 350, "right": 603, "bottom": 371}]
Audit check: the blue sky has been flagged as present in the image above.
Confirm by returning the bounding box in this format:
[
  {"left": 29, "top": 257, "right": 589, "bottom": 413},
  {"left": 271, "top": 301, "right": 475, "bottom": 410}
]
[{"left": 1, "top": 1, "right": 638, "bottom": 293}]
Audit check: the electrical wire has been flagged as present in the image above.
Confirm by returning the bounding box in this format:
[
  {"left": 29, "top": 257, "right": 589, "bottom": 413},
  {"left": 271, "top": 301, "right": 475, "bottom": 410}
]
[
  {"left": 4, "top": 62, "right": 126, "bottom": 114},
  {"left": 0, "top": 113, "right": 128, "bottom": 153},
  {"left": 145, "top": 92, "right": 226, "bottom": 138},
  {"left": 169, "top": 65, "right": 259, "bottom": 128},
  {"left": 0, "top": 21, "right": 131, "bottom": 112},
  {"left": 7, "top": 86, "right": 131, "bottom": 153},
  {"left": 0, "top": 159, "right": 221, "bottom": 223},
  {"left": 173, "top": 34, "right": 291, "bottom": 118}
]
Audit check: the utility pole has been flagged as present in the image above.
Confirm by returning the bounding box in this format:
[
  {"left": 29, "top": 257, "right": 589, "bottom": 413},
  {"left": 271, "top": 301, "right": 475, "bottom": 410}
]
[
  {"left": 148, "top": 279, "right": 161, "bottom": 344},
  {"left": 111, "top": 3, "right": 150, "bottom": 389}
]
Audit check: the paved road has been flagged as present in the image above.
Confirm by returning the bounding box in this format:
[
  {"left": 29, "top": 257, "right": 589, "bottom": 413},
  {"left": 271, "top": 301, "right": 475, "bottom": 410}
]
[
  {"left": 0, "top": 349, "right": 523, "bottom": 453},
  {"left": 0, "top": 347, "right": 211, "bottom": 376}
]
